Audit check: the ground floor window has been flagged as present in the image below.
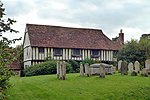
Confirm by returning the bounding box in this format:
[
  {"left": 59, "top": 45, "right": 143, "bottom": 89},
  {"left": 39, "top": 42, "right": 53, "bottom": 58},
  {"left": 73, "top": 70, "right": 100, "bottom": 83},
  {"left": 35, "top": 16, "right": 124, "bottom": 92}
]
[
  {"left": 91, "top": 50, "right": 100, "bottom": 58},
  {"left": 72, "top": 49, "right": 81, "bottom": 57},
  {"left": 54, "top": 48, "right": 63, "bottom": 56}
]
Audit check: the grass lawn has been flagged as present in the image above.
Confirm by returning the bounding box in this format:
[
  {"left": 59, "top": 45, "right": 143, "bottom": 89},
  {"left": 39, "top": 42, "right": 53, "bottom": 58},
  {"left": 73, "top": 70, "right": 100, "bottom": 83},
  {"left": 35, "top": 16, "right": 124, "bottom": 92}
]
[{"left": 7, "top": 73, "right": 150, "bottom": 100}]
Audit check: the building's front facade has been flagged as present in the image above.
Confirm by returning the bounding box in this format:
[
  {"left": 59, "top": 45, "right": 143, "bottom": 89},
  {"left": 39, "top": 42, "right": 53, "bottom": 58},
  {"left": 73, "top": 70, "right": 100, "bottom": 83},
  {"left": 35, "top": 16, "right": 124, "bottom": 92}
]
[{"left": 23, "top": 24, "right": 124, "bottom": 67}]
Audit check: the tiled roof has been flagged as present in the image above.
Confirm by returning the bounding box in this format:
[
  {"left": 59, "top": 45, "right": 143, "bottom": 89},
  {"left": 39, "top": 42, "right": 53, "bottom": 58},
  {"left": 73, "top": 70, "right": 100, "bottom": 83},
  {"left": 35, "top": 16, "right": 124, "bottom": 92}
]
[
  {"left": 8, "top": 60, "right": 21, "bottom": 70},
  {"left": 26, "top": 24, "right": 121, "bottom": 50}
]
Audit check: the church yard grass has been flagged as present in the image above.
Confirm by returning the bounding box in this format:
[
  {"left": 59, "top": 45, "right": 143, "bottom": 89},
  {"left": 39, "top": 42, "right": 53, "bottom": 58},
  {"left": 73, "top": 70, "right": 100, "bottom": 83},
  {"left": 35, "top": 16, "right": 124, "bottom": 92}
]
[{"left": 7, "top": 73, "right": 150, "bottom": 100}]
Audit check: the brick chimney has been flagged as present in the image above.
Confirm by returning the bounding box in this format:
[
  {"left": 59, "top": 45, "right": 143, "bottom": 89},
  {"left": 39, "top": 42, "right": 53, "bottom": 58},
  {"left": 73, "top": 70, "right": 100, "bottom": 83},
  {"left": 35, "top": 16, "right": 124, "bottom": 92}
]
[{"left": 119, "top": 29, "right": 124, "bottom": 45}]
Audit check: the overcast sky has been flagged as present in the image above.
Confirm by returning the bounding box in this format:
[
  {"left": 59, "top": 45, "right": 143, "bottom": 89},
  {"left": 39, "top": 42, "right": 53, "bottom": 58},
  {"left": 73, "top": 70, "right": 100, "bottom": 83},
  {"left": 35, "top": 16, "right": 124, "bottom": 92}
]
[{"left": 2, "top": 0, "right": 150, "bottom": 46}]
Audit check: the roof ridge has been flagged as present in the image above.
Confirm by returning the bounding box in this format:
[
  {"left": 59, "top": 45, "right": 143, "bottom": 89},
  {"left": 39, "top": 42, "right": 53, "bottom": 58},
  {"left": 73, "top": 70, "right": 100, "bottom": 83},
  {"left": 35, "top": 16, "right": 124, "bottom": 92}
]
[{"left": 26, "top": 23, "right": 102, "bottom": 31}]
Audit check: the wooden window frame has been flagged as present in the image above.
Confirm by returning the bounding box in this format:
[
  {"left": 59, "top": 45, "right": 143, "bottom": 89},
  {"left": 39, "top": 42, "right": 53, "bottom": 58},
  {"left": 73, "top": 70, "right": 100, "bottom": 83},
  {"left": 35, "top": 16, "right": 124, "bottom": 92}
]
[
  {"left": 72, "top": 49, "right": 81, "bottom": 57},
  {"left": 38, "top": 47, "right": 44, "bottom": 53},
  {"left": 91, "top": 50, "right": 100, "bottom": 58},
  {"left": 53, "top": 48, "right": 63, "bottom": 56}
]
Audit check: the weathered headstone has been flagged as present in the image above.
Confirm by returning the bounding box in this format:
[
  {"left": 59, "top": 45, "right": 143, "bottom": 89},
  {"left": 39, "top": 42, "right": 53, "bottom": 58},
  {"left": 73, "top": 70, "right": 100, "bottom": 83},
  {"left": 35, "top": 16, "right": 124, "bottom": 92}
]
[
  {"left": 145, "top": 59, "right": 150, "bottom": 69},
  {"left": 120, "top": 61, "right": 128, "bottom": 75},
  {"left": 111, "top": 66, "right": 116, "bottom": 73},
  {"left": 62, "top": 61, "right": 66, "bottom": 80},
  {"left": 134, "top": 61, "right": 140, "bottom": 73},
  {"left": 90, "top": 63, "right": 101, "bottom": 75},
  {"left": 128, "top": 62, "right": 134, "bottom": 73},
  {"left": 118, "top": 60, "right": 122, "bottom": 71},
  {"left": 89, "top": 67, "right": 100, "bottom": 75},
  {"left": 57, "top": 61, "right": 66, "bottom": 80},
  {"left": 80, "top": 64, "right": 84, "bottom": 76},
  {"left": 84, "top": 63, "right": 90, "bottom": 77},
  {"left": 56, "top": 61, "right": 60, "bottom": 79},
  {"left": 59, "top": 62, "right": 63, "bottom": 79},
  {"left": 141, "top": 68, "right": 148, "bottom": 77},
  {"left": 99, "top": 64, "right": 105, "bottom": 78}
]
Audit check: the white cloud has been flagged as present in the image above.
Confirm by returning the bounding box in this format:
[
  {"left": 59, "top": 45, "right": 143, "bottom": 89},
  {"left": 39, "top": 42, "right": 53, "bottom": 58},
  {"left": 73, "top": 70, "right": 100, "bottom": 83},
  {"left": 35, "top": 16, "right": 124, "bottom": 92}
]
[{"left": 1, "top": 0, "right": 150, "bottom": 47}]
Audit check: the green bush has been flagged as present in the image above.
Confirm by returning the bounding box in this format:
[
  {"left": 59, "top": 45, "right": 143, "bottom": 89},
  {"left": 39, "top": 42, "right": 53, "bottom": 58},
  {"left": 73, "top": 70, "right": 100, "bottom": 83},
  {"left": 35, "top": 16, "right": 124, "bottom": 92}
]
[
  {"left": 24, "top": 61, "right": 74, "bottom": 76},
  {"left": 0, "top": 66, "right": 12, "bottom": 100},
  {"left": 81, "top": 58, "right": 95, "bottom": 65},
  {"left": 24, "top": 61, "right": 57, "bottom": 76},
  {"left": 67, "top": 60, "right": 80, "bottom": 73}
]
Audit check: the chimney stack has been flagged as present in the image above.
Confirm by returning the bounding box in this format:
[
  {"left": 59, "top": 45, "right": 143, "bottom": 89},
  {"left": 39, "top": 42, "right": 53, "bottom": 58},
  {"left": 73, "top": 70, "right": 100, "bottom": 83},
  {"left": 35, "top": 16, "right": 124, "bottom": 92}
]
[{"left": 119, "top": 29, "right": 124, "bottom": 45}]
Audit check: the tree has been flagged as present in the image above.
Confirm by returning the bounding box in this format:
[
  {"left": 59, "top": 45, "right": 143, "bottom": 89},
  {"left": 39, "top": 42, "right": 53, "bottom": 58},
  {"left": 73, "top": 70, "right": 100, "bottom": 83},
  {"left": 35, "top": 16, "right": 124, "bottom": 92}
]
[
  {"left": 139, "top": 36, "right": 150, "bottom": 59},
  {"left": 117, "top": 39, "right": 146, "bottom": 65},
  {"left": 0, "top": 2, "right": 21, "bottom": 99}
]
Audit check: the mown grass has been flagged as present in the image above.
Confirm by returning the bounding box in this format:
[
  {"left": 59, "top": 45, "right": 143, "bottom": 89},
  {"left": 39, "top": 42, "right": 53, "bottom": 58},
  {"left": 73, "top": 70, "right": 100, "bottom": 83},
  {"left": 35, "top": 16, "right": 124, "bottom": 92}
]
[{"left": 7, "top": 73, "right": 150, "bottom": 100}]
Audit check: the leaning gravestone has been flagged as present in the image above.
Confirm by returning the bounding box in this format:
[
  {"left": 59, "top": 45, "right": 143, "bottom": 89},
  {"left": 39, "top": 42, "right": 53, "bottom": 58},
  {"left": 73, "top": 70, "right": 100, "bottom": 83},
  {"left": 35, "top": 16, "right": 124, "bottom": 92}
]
[
  {"left": 118, "top": 60, "right": 122, "bottom": 71},
  {"left": 99, "top": 64, "right": 105, "bottom": 78},
  {"left": 134, "top": 61, "right": 140, "bottom": 73},
  {"left": 84, "top": 63, "right": 90, "bottom": 77},
  {"left": 80, "top": 64, "right": 84, "bottom": 76},
  {"left": 128, "top": 62, "right": 134, "bottom": 73},
  {"left": 120, "top": 61, "right": 128, "bottom": 75},
  {"left": 145, "top": 59, "right": 150, "bottom": 69}
]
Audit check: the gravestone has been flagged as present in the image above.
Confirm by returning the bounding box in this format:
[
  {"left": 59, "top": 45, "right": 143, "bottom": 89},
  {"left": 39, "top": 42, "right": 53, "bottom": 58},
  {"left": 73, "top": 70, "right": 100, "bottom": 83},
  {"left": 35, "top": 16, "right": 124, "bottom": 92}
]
[
  {"left": 134, "top": 61, "right": 140, "bottom": 73},
  {"left": 89, "top": 67, "right": 100, "bottom": 75},
  {"left": 141, "top": 68, "right": 148, "bottom": 77},
  {"left": 118, "top": 60, "right": 122, "bottom": 71},
  {"left": 90, "top": 63, "right": 113, "bottom": 75},
  {"left": 84, "top": 63, "right": 90, "bottom": 77},
  {"left": 57, "top": 61, "right": 66, "bottom": 80},
  {"left": 62, "top": 61, "right": 66, "bottom": 80},
  {"left": 56, "top": 61, "right": 60, "bottom": 79},
  {"left": 80, "top": 64, "right": 84, "bottom": 76},
  {"left": 59, "top": 62, "right": 63, "bottom": 79},
  {"left": 128, "top": 62, "right": 134, "bottom": 73},
  {"left": 105, "top": 65, "right": 113, "bottom": 74},
  {"left": 111, "top": 66, "right": 116, "bottom": 73},
  {"left": 99, "top": 64, "right": 105, "bottom": 78},
  {"left": 145, "top": 59, "right": 150, "bottom": 69},
  {"left": 120, "top": 61, "right": 128, "bottom": 75}
]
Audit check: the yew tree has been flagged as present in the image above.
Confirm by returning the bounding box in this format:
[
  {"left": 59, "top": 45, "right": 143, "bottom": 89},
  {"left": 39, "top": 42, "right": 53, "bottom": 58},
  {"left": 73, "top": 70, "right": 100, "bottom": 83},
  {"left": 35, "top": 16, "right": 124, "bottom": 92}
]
[{"left": 117, "top": 39, "right": 146, "bottom": 66}]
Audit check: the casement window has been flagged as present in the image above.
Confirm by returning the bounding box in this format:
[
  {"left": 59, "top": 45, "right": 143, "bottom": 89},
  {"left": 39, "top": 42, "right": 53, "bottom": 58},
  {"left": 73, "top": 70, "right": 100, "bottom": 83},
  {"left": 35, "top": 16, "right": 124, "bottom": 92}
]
[
  {"left": 91, "top": 50, "right": 100, "bottom": 58},
  {"left": 72, "top": 49, "right": 81, "bottom": 57},
  {"left": 54, "top": 48, "right": 63, "bottom": 56},
  {"left": 38, "top": 47, "right": 44, "bottom": 53}
]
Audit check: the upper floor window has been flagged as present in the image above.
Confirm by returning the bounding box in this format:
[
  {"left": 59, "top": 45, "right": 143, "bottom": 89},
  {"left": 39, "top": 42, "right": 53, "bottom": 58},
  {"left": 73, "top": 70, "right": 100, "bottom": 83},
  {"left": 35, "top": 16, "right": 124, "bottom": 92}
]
[
  {"left": 54, "top": 48, "right": 62, "bottom": 56},
  {"left": 72, "top": 49, "right": 81, "bottom": 57},
  {"left": 91, "top": 50, "right": 100, "bottom": 58},
  {"left": 38, "top": 47, "right": 44, "bottom": 53}
]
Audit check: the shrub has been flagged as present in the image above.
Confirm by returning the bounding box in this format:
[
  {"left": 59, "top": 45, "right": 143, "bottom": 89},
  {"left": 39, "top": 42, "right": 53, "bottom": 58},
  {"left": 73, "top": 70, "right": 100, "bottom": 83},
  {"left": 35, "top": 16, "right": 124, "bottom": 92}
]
[
  {"left": 131, "top": 71, "right": 137, "bottom": 76},
  {"left": 67, "top": 60, "right": 80, "bottom": 73},
  {"left": 0, "top": 67, "right": 12, "bottom": 100},
  {"left": 24, "top": 61, "right": 57, "bottom": 76},
  {"left": 66, "top": 63, "right": 72, "bottom": 73},
  {"left": 81, "top": 58, "right": 95, "bottom": 65},
  {"left": 24, "top": 60, "right": 74, "bottom": 76}
]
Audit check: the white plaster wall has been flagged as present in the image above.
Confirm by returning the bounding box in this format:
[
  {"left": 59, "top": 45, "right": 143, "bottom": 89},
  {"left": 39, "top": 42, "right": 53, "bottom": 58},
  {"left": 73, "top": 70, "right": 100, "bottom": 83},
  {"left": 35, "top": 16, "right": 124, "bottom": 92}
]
[{"left": 23, "top": 32, "right": 30, "bottom": 48}]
